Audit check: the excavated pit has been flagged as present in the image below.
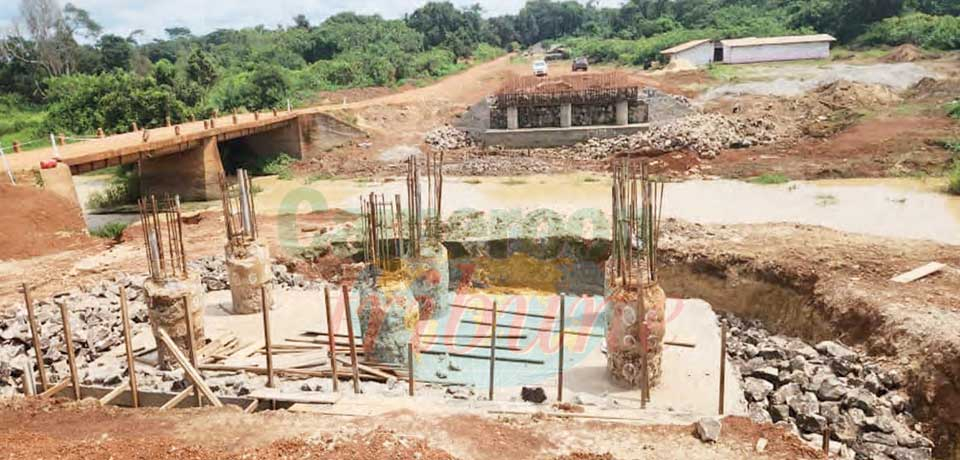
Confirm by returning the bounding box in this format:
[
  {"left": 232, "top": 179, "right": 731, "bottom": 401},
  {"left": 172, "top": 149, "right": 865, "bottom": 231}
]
[{"left": 658, "top": 260, "right": 951, "bottom": 460}]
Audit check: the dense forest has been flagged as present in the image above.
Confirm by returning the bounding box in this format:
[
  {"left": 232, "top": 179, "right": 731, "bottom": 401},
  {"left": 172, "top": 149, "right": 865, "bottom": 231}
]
[{"left": 1, "top": 0, "right": 958, "bottom": 147}]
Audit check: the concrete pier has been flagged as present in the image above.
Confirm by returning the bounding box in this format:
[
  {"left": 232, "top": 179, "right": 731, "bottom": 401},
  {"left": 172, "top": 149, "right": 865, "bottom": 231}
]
[{"left": 143, "top": 276, "right": 206, "bottom": 369}]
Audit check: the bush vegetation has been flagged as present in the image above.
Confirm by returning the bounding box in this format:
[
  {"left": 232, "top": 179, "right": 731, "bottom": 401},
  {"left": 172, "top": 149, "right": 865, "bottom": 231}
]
[
  {"left": 947, "top": 160, "right": 960, "bottom": 195},
  {"left": 89, "top": 222, "right": 129, "bottom": 240},
  {"left": 85, "top": 166, "right": 140, "bottom": 210},
  {"left": 1, "top": 0, "right": 958, "bottom": 142},
  {"left": 750, "top": 173, "right": 791, "bottom": 185}
]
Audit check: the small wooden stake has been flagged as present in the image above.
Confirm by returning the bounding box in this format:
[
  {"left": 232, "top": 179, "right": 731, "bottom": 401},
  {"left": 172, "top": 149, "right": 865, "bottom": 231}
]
[
  {"left": 342, "top": 285, "right": 361, "bottom": 394},
  {"left": 261, "top": 285, "right": 275, "bottom": 388},
  {"left": 558, "top": 295, "right": 566, "bottom": 402},
  {"left": 58, "top": 303, "right": 81, "bottom": 401},
  {"left": 488, "top": 300, "right": 497, "bottom": 401},
  {"left": 323, "top": 286, "right": 339, "bottom": 392},
  {"left": 181, "top": 294, "right": 202, "bottom": 407},
  {"left": 719, "top": 323, "right": 727, "bottom": 415},
  {"left": 822, "top": 428, "right": 831, "bottom": 455},
  {"left": 119, "top": 286, "right": 140, "bottom": 408},
  {"left": 22, "top": 283, "right": 49, "bottom": 392},
  {"left": 407, "top": 342, "right": 415, "bottom": 397}
]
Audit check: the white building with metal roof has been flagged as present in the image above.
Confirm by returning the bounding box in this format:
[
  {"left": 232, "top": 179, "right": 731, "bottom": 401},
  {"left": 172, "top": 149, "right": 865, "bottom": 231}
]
[{"left": 660, "top": 34, "right": 837, "bottom": 67}]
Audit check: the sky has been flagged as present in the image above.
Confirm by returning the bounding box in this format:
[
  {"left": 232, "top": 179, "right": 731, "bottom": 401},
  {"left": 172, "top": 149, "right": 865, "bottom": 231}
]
[{"left": 0, "top": 0, "right": 623, "bottom": 42}]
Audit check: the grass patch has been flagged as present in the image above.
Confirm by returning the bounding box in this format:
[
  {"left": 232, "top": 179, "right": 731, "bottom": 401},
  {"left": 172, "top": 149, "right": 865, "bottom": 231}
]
[
  {"left": 582, "top": 176, "right": 600, "bottom": 183},
  {"left": 749, "top": 173, "right": 790, "bottom": 185},
  {"left": 706, "top": 63, "right": 743, "bottom": 82},
  {"left": 89, "top": 222, "right": 128, "bottom": 240},
  {"left": 0, "top": 95, "right": 46, "bottom": 152},
  {"left": 949, "top": 102, "right": 960, "bottom": 120},
  {"left": 463, "top": 178, "right": 482, "bottom": 185},
  {"left": 502, "top": 178, "right": 528, "bottom": 186},
  {"left": 262, "top": 153, "right": 295, "bottom": 180},
  {"left": 947, "top": 159, "right": 960, "bottom": 196}
]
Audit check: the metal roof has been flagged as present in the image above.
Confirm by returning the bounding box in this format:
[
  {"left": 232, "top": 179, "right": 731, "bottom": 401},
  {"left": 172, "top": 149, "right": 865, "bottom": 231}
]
[
  {"left": 660, "top": 39, "right": 713, "bottom": 55},
  {"left": 720, "top": 34, "right": 837, "bottom": 48}
]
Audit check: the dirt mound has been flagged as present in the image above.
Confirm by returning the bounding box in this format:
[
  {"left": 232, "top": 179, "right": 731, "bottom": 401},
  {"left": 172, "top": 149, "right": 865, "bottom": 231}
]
[
  {"left": 811, "top": 80, "right": 902, "bottom": 107},
  {"left": 882, "top": 44, "right": 934, "bottom": 63},
  {"left": 0, "top": 184, "right": 91, "bottom": 261}
]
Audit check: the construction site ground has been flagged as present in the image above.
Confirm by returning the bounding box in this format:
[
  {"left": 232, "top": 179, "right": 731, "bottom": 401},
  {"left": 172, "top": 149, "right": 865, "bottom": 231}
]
[{"left": 2, "top": 49, "right": 960, "bottom": 458}]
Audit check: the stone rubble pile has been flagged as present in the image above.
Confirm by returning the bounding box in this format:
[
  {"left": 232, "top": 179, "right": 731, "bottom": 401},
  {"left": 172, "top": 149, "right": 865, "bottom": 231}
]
[
  {"left": 189, "top": 256, "right": 312, "bottom": 292},
  {"left": 0, "top": 277, "right": 158, "bottom": 396},
  {"left": 448, "top": 153, "right": 553, "bottom": 176},
  {"left": 0, "top": 258, "right": 321, "bottom": 398},
  {"left": 722, "top": 314, "right": 933, "bottom": 460},
  {"left": 425, "top": 125, "right": 473, "bottom": 151},
  {"left": 574, "top": 113, "right": 779, "bottom": 160}
]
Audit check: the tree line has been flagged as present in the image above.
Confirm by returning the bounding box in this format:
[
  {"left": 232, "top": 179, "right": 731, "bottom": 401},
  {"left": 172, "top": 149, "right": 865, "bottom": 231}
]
[{"left": 0, "top": 0, "right": 957, "bottom": 142}]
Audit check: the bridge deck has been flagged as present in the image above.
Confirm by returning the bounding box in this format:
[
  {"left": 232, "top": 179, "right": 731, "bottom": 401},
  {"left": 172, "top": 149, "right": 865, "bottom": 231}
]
[{"left": 6, "top": 110, "right": 303, "bottom": 173}]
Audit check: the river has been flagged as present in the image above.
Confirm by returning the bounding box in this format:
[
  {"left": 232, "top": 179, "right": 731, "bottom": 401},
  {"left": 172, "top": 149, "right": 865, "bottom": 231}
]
[{"left": 73, "top": 172, "right": 960, "bottom": 245}]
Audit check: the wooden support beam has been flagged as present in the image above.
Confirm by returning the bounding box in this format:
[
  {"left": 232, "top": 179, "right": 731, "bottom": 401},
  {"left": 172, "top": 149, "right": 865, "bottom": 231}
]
[
  {"left": 39, "top": 379, "right": 71, "bottom": 398},
  {"left": 261, "top": 285, "right": 275, "bottom": 389},
  {"left": 119, "top": 286, "right": 140, "bottom": 408},
  {"left": 323, "top": 286, "right": 339, "bottom": 392},
  {"left": 58, "top": 303, "right": 81, "bottom": 401},
  {"left": 342, "top": 285, "right": 361, "bottom": 394},
  {"left": 156, "top": 328, "right": 223, "bottom": 407},
  {"left": 244, "top": 399, "right": 259, "bottom": 413},
  {"left": 160, "top": 386, "right": 195, "bottom": 410},
  {"left": 182, "top": 294, "right": 202, "bottom": 407},
  {"left": 22, "top": 283, "right": 50, "bottom": 392}
]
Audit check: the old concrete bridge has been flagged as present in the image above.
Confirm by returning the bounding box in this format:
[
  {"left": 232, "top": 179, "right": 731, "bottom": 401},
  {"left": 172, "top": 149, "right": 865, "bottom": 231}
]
[{"left": 7, "top": 109, "right": 364, "bottom": 203}]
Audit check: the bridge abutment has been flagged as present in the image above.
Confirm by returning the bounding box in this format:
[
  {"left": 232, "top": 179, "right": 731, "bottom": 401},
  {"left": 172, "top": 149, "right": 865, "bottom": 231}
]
[{"left": 141, "top": 136, "right": 224, "bottom": 201}]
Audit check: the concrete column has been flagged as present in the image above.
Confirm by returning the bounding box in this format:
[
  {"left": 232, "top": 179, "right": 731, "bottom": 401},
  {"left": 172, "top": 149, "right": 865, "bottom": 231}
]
[
  {"left": 225, "top": 241, "right": 275, "bottom": 314},
  {"left": 559, "top": 103, "right": 572, "bottom": 128},
  {"left": 615, "top": 100, "right": 629, "bottom": 126},
  {"left": 506, "top": 106, "right": 519, "bottom": 130},
  {"left": 141, "top": 136, "right": 224, "bottom": 201},
  {"left": 143, "top": 276, "right": 206, "bottom": 370}
]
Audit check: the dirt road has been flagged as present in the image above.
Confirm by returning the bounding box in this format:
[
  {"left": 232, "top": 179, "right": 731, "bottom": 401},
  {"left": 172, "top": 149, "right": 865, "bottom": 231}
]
[{"left": 0, "top": 398, "right": 818, "bottom": 460}]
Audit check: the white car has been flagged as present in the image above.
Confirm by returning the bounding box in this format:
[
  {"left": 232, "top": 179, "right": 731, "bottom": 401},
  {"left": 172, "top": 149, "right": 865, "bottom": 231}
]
[{"left": 532, "top": 60, "right": 548, "bottom": 77}]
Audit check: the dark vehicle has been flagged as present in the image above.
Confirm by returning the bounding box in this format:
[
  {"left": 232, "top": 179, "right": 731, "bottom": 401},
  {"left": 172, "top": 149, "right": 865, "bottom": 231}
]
[{"left": 572, "top": 57, "right": 589, "bottom": 72}]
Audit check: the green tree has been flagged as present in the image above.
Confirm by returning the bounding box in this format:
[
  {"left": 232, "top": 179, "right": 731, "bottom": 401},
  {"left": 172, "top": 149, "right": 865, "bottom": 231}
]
[
  {"left": 97, "top": 34, "right": 132, "bottom": 71},
  {"left": 248, "top": 64, "right": 289, "bottom": 109},
  {"left": 186, "top": 47, "right": 218, "bottom": 87}
]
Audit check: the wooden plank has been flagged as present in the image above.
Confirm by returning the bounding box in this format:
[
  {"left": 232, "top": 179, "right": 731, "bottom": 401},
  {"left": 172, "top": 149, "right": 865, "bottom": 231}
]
[
  {"left": 38, "top": 379, "right": 71, "bottom": 398},
  {"left": 156, "top": 328, "right": 224, "bottom": 407},
  {"left": 248, "top": 389, "right": 341, "bottom": 405},
  {"left": 225, "top": 350, "right": 329, "bottom": 369},
  {"left": 99, "top": 382, "right": 130, "bottom": 406},
  {"left": 160, "top": 386, "right": 195, "bottom": 410},
  {"left": 891, "top": 262, "right": 946, "bottom": 283}
]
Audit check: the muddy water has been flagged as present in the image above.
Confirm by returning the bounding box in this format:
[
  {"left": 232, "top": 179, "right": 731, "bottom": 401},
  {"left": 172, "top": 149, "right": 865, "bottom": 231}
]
[{"left": 251, "top": 174, "right": 960, "bottom": 245}]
